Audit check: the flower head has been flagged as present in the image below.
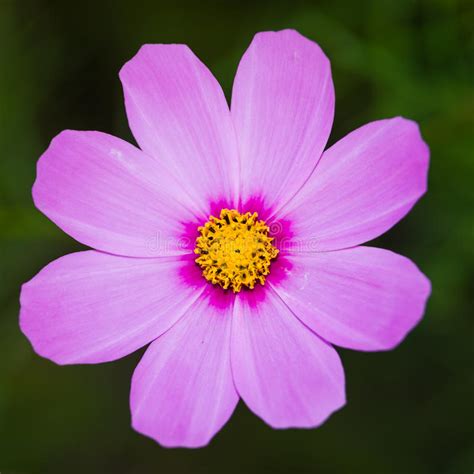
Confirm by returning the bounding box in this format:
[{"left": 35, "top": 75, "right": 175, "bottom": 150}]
[
  {"left": 20, "top": 29, "right": 430, "bottom": 448},
  {"left": 194, "top": 209, "right": 279, "bottom": 292}
]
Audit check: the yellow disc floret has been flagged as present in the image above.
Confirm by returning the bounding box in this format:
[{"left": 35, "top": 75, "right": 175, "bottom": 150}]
[{"left": 194, "top": 209, "right": 279, "bottom": 293}]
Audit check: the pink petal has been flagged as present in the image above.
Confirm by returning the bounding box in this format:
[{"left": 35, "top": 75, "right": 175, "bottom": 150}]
[
  {"left": 273, "top": 247, "right": 431, "bottom": 351},
  {"left": 20, "top": 252, "right": 203, "bottom": 364},
  {"left": 231, "top": 288, "right": 345, "bottom": 428},
  {"left": 279, "top": 117, "right": 430, "bottom": 251},
  {"left": 231, "top": 29, "right": 334, "bottom": 212},
  {"left": 34, "top": 131, "right": 199, "bottom": 257},
  {"left": 131, "top": 292, "right": 238, "bottom": 448},
  {"left": 120, "top": 44, "right": 240, "bottom": 209}
]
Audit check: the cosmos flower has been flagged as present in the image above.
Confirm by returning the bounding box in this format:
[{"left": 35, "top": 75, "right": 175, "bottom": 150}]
[{"left": 20, "top": 29, "right": 430, "bottom": 448}]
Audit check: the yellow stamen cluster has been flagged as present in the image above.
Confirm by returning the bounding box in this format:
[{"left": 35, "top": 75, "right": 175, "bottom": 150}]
[{"left": 194, "top": 209, "right": 279, "bottom": 293}]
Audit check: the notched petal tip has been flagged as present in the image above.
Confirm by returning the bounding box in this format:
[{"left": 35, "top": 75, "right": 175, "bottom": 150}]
[
  {"left": 260, "top": 390, "right": 346, "bottom": 431},
  {"left": 389, "top": 115, "right": 430, "bottom": 154},
  {"left": 250, "top": 28, "right": 332, "bottom": 69},
  {"left": 118, "top": 43, "right": 193, "bottom": 81},
  {"left": 32, "top": 129, "right": 91, "bottom": 210},
  {"left": 391, "top": 115, "right": 431, "bottom": 198},
  {"left": 380, "top": 255, "right": 432, "bottom": 352},
  {"left": 130, "top": 416, "right": 214, "bottom": 449}
]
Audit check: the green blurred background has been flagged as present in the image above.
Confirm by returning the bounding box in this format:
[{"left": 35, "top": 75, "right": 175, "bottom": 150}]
[{"left": 1, "top": 0, "right": 473, "bottom": 473}]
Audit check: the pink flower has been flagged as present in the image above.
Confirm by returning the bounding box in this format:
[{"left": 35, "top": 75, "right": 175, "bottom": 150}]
[{"left": 20, "top": 29, "right": 430, "bottom": 448}]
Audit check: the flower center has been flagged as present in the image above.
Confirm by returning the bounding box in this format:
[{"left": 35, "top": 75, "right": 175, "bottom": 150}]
[{"left": 194, "top": 209, "right": 279, "bottom": 293}]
